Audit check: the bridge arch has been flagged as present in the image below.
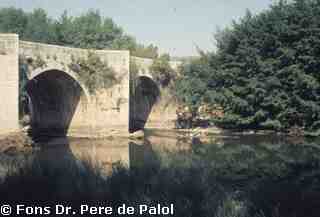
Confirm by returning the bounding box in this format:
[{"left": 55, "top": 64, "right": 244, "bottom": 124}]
[
  {"left": 130, "top": 76, "right": 160, "bottom": 132},
  {"left": 25, "top": 68, "right": 89, "bottom": 139},
  {"left": 29, "top": 67, "right": 91, "bottom": 101}
]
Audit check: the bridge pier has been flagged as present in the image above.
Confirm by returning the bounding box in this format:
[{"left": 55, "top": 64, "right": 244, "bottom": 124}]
[{"left": 0, "top": 34, "right": 19, "bottom": 134}]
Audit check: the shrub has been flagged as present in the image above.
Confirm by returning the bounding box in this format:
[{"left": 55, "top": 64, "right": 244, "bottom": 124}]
[
  {"left": 69, "top": 52, "right": 118, "bottom": 93},
  {"left": 149, "top": 54, "right": 175, "bottom": 88}
]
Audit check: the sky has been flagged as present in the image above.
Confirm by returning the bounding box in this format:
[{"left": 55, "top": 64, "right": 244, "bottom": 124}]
[{"left": 0, "top": 0, "right": 277, "bottom": 57}]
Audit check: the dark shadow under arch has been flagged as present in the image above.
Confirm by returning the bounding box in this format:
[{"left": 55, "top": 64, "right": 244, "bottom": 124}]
[
  {"left": 26, "top": 69, "right": 86, "bottom": 140},
  {"left": 129, "top": 76, "right": 160, "bottom": 132}
]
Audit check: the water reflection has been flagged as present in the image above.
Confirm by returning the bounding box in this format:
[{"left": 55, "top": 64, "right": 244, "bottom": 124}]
[
  {"left": 1, "top": 129, "right": 319, "bottom": 178},
  {"left": 1, "top": 130, "right": 320, "bottom": 217},
  {"left": 31, "top": 137, "right": 130, "bottom": 175},
  {"left": 20, "top": 129, "right": 319, "bottom": 175}
]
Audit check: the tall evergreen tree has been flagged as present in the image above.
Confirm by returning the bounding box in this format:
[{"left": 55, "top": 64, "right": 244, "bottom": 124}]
[{"left": 177, "top": 0, "right": 320, "bottom": 133}]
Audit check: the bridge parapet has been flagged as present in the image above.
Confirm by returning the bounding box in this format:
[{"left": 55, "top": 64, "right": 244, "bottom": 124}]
[
  {"left": 20, "top": 41, "right": 129, "bottom": 79},
  {"left": 130, "top": 56, "right": 181, "bottom": 78}
]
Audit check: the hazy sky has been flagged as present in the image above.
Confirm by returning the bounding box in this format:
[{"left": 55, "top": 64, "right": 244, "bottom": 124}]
[{"left": 0, "top": 0, "right": 277, "bottom": 56}]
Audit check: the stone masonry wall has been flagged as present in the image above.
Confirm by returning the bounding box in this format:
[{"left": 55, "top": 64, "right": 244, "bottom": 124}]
[
  {"left": 19, "top": 41, "right": 130, "bottom": 136},
  {"left": 0, "top": 35, "right": 181, "bottom": 136},
  {"left": 0, "top": 34, "right": 19, "bottom": 134}
]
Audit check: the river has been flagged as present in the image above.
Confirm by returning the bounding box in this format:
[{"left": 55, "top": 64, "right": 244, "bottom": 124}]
[
  {"left": 1, "top": 129, "right": 320, "bottom": 217},
  {"left": 1, "top": 128, "right": 318, "bottom": 176}
]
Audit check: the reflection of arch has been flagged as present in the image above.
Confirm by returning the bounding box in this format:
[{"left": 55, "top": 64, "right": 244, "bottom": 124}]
[
  {"left": 129, "top": 140, "right": 159, "bottom": 169},
  {"left": 130, "top": 76, "right": 160, "bottom": 132},
  {"left": 26, "top": 69, "right": 89, "bottom": 139}
]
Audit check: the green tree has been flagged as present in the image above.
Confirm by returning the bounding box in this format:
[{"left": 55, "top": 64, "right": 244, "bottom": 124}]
[
  {"left": 177, "top": 0, "right": 320, "bottom": 133},
  {"left": 0, "top": 7, "right": 159, "bottom": 58},
  {"left": 54, "top": 10, "right": 74, "bottom": 46},
  {"left": 24, "top": 8, "right": 57, "bottom": 43},
  {"left": 67, "top": 10, "right": 123, "bottom": 49},
  {"left": 149, "top": 54, "right": 174, "bottom": 87},
  {"left": 0, "top": 7, "right": 27, "bottom": 36}
]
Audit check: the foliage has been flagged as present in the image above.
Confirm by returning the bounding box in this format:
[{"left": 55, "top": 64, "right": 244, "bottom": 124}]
[
  {"left": 149, "top": 54, "right": 175, "bottom": 87},
  {"left": 176, "top": 0, "right": 320, "bottom": 133},
  {"left": 0, "top": 7, "right": 27, "bottom": 37},
  {"left": 175, "top": 57, "right": 212, "bottom": 110},
  {"left": 32, "top": 54, "right": 48, "bottom": 69},
  {"left": 131, "top": 44, "right": 159, "bottom": 59},
  {"left": 69, "top": 52, "right": 118, "bottom": 93},
  {"left": 0, "top": 8, "right": 158, "bottom": 58},
  {"left": 24, "top": 8, "right": 57, "bottom": 43}
]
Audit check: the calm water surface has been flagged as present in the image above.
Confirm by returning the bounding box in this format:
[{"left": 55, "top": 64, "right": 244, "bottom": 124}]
[{"left": 1, "top": 128, "right": 320, "bottom": 176}]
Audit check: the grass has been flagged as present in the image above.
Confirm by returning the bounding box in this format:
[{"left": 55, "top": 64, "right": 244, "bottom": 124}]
[{"left": 0, "top": 141, "right": 320, "bottom": 217}]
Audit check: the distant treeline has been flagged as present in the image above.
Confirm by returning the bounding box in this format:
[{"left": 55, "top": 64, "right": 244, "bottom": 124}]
[
  {"left": 0, "top": 7, "right": 158, "bottom": 58},
  {"left": 176, "top": 0, "right": 320, "bottom": 135}
]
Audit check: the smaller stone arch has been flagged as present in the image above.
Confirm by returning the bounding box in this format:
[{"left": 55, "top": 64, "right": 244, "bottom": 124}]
[{"left": 130, "top": 76, "right": 160, "bottom": 132}]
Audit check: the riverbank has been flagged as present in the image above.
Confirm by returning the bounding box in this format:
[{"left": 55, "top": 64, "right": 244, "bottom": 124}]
[{"left": 0, "top": 132, "right": 33, "bottom": 154}]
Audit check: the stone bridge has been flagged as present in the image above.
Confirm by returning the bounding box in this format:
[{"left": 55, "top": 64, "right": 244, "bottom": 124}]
[{"left": 0, "top": 34, "right": 181, "bottom": 138}]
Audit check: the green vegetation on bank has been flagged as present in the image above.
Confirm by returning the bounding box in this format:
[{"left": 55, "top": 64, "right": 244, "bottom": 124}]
[
  {"left": 176, "top": 0, "right": 320, "bottom": 134},
  {"left": 0, "top": 7, "right": 158, "bottom": 58}
]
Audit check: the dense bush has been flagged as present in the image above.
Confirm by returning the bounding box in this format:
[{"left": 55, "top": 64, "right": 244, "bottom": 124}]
[
  {"left": 69, "top": 52, "right": 118, "bottom": 93},
  {"left": 175, "top": 57, "right": 212, "bottom": 110},
  {"left": 176, "top": 0, "right": 320, "bottom": 133},
  {"left": 149, "top": 54, "right": 175, "bottom": 87}
]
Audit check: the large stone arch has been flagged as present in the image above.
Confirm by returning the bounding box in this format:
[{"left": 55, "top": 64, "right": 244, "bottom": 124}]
[
  {"left": 130, "top": 76, "right": 160, "bottom": 132},
  {"left": 25, "top": 68, "right": 89, "bottom": 139},
  {"left": 29, "top": 67, "right": 91, "bottom": 101}
]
